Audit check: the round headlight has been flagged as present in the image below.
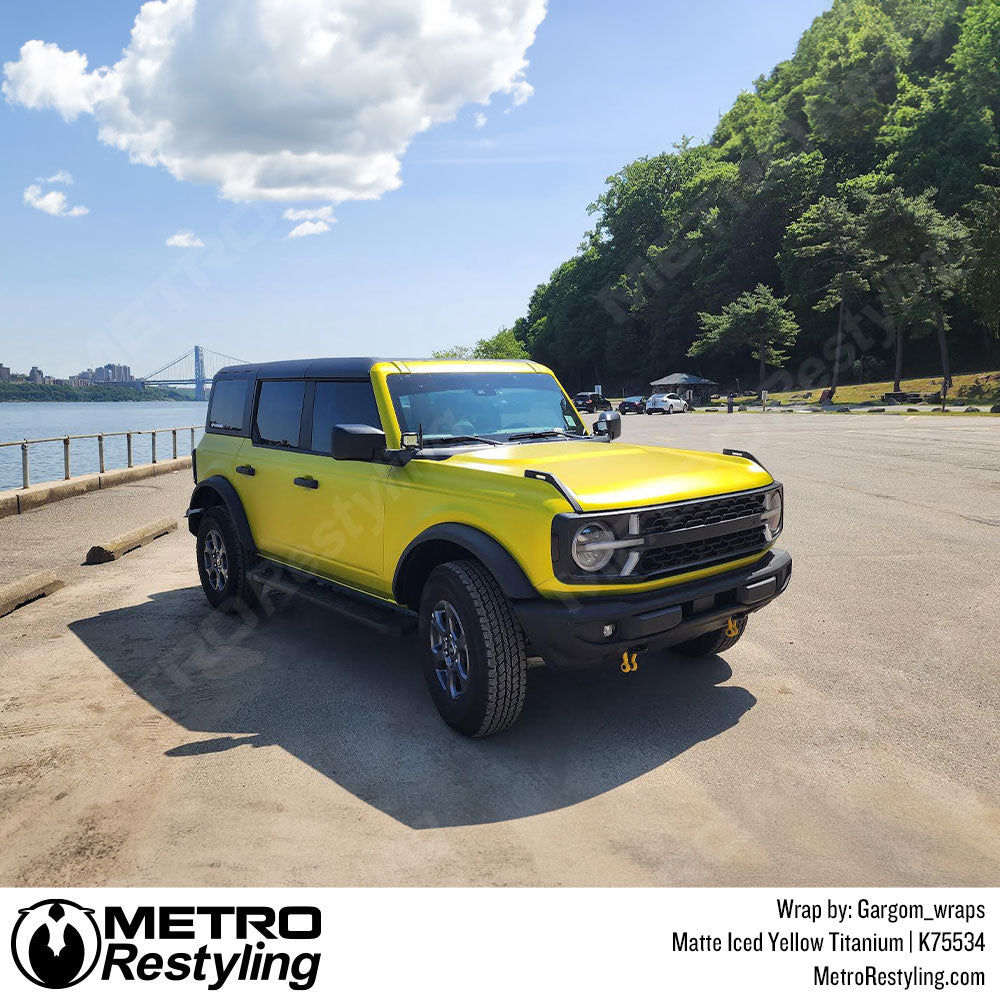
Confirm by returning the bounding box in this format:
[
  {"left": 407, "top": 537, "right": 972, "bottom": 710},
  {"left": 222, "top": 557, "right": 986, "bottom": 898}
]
[
  {"left": 571, "top": 522, "right": 615, "bottom": 572},
  {"left": 763, "top": 488, "right": 782, "bottom": 541}
]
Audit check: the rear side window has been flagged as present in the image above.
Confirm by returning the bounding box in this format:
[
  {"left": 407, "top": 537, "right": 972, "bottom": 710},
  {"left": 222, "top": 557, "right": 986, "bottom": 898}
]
[
  {"left": 254, "top": 380, "right": 305, "bottom": 448},
  {"left": 207, "top": 378, "right": 248, "bottom": 433},
  {"left": 310, "top": 380, "right": 381, "bottom": 453}
]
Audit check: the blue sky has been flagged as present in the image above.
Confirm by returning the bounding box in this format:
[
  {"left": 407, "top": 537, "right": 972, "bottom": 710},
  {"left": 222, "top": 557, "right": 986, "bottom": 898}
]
[{"left": 0, "top": 0, "right": 831, "bottom": 379}]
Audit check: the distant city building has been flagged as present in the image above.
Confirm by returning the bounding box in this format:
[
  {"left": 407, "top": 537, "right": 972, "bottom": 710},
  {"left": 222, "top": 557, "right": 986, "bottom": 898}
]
[
  {"left": 29, "top": 366, "right": 44, "bottom": 384},
  {"left": 0, "top": 363, "right": 10, "bottom": 381},
  {"left": 72, "top": 363, "right": 134, "bottom": 384}
]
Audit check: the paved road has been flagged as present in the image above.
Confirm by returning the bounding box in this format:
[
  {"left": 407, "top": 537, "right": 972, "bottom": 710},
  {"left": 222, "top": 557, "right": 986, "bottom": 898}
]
[{"left": 1, "top": 414, "right": 997, "bottom": 886}]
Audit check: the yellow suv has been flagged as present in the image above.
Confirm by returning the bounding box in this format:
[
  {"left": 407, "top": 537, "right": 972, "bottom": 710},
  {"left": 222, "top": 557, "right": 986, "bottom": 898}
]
[{"left": 187, "top": 358, "right": 790, "bottom": 736}]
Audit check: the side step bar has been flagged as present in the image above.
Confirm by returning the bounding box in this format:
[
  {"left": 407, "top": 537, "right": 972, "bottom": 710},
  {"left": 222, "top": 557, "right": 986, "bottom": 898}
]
[{"left": 248, "top": 562, "right": 417, "bottom": 637}]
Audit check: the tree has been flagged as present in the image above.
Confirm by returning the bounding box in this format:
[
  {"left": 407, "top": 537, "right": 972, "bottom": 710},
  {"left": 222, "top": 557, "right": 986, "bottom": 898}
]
[
  {"left": 431, "top": 327, "right": 529, "bottom": 362},
  {"left": 784, "top": 195, "right": 875, "bottom": 392},
  {"left": 471, "top": 327, "right": 530, "bottom": 360},
  {"left": 864, "top": 187, "right": 969, "bottom": 389},
  {"left": 431, "top": 345, "right": 473, "bottom": 360},
  {"left": 968, "top": 156, "right": 1000, "bottom": 339},
  {"left": 689, "top": 284, "right": 800, "bottom": 392}
]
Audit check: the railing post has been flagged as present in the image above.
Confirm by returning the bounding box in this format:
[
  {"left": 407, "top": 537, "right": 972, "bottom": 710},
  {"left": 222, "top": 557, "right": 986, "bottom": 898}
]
[
  {"left": 98, "top": 434, "right": 105, "bottom": 473},
  {"left": 127, "top": 432, "right": 133, "bottom": 468},
  {"left": 151, "top": 430, "right": 157, "bottom": 464},
  {"left": 172, "top": 428, "right": 178, "bottom": 459},
  {"left": 64, "top": 437, "right": 71, "bottom": 480},
  {"left": 190, "top": 427, "right": 195, "bottom": 451},
  {"left": 21, "top": 441, "right": 29, "bottom": 489}
]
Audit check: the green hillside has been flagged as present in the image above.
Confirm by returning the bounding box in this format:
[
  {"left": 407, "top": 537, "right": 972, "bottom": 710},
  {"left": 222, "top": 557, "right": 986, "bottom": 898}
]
[{"left": 507, "top": 0, "right": 1000, "bottom": 394}]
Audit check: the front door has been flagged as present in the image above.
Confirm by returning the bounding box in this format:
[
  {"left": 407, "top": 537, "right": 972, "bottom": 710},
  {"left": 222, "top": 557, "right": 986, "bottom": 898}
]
[{"left": 287, "top": 379, "right": 390, "bottom": 595}]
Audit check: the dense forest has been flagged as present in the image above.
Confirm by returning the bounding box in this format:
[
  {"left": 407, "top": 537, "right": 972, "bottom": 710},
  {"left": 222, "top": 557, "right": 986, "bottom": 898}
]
[{"left": 503, "top": 0, "right": 1000, "bottom": 395}]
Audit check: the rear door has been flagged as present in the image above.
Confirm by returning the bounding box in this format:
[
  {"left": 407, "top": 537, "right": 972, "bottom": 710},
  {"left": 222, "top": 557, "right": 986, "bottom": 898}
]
[{"left": 235, "top": 379, "right": 310, "bottom": 563}]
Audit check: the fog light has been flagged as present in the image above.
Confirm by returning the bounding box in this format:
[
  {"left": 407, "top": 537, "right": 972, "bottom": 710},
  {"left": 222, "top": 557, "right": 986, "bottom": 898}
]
[{"left": 602, "top": 623, "right": 615, "bottom": 638}]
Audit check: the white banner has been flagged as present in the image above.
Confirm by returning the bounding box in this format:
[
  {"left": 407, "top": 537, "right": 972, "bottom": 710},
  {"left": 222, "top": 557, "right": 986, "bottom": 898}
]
[{"left": 1, "top": 887, "right": 995, "bottom": 997}]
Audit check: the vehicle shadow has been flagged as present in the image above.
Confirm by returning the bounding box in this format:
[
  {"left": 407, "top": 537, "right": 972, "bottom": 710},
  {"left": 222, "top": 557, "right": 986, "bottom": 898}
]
[{"left": 69, "top": 587, "right": 756, "bottom": 829}]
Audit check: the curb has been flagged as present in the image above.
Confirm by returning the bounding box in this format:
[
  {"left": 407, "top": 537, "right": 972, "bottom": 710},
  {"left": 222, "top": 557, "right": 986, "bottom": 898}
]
[
  {"left": 85, "top": 517, "right": 179, "bottom": 564},
  {"left": 0, "top": 572, "right": 65, "bottom": 618},
  {"left": 0, "top": 456, "right": 192, "bottom": 519}
]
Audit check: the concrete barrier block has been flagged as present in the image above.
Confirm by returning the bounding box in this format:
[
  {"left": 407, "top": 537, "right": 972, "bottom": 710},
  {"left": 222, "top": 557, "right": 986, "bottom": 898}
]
[
  {"left": 152, "top": 456, "right": 193, "bottom": 476},
  {"left": 98, "top": 465, "right": 158, "bottom": 489},
  {"left": 17, "top": 474, "right": 101, "bottom": 512},
  {"left": 85, "top": 517, "right": 178, "bottom": 564},
  {"left": 0, "top": 491, "right": 19, "bottom": 520},
  {"left": 0, "top": 572, "right": 65, "bottom": 618}
]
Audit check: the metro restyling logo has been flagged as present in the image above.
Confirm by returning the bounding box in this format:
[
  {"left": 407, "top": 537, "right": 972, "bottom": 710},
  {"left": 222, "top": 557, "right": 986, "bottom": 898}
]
[
  {"left": 11, "top": 902, "right": 321, "bottom": 990},
  {"left": 12, "top": 899, "right": 102, "bottom": 988}
]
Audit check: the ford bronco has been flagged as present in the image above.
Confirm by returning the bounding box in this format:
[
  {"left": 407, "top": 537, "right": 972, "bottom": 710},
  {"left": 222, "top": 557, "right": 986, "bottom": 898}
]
[{"left": 187, "top": 358, "right": 790, "bottom": 736}]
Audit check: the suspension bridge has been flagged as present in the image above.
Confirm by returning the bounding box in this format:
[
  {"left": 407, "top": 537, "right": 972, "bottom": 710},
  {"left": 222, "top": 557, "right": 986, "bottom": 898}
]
[{"left": 141, "top": 346, "right": 248, "bottom": 401}]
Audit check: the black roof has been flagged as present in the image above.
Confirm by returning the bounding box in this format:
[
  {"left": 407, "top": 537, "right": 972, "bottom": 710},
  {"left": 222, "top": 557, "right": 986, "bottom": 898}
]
[{"left": 215, "top": 358, "right": 384, "bottom": 380}]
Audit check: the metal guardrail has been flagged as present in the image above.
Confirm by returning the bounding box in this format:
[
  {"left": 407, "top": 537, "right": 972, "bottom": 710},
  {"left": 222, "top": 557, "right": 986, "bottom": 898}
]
[{"left": 0, "top": 426, "right": 201, "bottom": 490}]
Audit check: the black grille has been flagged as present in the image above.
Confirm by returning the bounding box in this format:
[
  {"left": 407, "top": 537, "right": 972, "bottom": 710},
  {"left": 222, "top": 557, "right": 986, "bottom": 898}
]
[
  {"left": 638, "top": 491, "right": 765, "bottom": 535},
  {"left": 637, "top": 491, "right": 768, "bottom": 577},
  {"left": 640, "top": 525, "right": 766, "bottom": 576}
]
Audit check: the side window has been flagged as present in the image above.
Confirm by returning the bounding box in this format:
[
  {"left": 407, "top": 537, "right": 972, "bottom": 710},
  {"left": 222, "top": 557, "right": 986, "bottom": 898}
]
[
  {"left": 207, "top": 378, "right": 249, "bottom": 433},
  {"left": 254, "top": 380, "right": 306, "bottom": 448},
  {"left": 310, "top": 380, "right": 381, "bottom": 454}
]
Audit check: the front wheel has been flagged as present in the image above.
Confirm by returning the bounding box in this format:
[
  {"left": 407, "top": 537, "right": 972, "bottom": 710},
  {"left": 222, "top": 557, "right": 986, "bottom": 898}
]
[
  {"left": 418, "top": 560, "right": 527, "bottom": 737},
  {"left": 671, "top": 616, "right": 747, "bottom": 657}
]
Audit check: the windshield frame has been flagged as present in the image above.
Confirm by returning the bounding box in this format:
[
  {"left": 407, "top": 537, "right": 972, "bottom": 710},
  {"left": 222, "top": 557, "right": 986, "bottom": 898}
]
[{"left": 385, "top": 369, "right": 587, "bottom": 446}]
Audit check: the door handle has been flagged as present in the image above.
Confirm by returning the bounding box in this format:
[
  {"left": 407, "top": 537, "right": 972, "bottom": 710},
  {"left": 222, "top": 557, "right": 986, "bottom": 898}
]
[
  {"left": 293, "top": 476, "right": 319, "bottom": 489},
  {"left": 236, "top": 464, "right": 255, "bottom": 476}
]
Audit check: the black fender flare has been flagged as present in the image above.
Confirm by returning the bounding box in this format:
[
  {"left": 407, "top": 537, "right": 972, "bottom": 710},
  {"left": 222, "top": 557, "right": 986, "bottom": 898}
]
[
  {"left": 187, "top": 475, "right": 256, "bottom": 553},
  {"left": 393, "top": 523, "right": 538, "bottom": 607}
]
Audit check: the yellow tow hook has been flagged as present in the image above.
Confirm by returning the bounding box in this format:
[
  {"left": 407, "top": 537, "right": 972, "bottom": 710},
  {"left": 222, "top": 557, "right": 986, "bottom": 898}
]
[
  {"left": 725, "top": 616, "right": 741, "bottom": 638},
  {"left": 620, "top": 650, "right": 639, "bottom": 673}
]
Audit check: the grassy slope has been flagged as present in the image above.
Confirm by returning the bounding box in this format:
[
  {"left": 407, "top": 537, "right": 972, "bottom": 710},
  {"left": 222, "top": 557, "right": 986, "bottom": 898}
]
[{"left": 734, "top": 371, "right": 1000, "bottom": 405}]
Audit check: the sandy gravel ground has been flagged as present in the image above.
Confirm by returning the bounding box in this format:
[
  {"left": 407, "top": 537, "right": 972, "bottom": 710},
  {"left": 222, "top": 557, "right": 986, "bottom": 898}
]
[{"left": 0, "top": 413, "right": 997, "bottom": 886}]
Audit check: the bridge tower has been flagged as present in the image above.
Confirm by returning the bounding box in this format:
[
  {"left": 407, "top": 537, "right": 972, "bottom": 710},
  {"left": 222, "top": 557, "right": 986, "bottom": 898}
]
[{"left": 193, "top": 345, "right": 206, "bottom": 401}]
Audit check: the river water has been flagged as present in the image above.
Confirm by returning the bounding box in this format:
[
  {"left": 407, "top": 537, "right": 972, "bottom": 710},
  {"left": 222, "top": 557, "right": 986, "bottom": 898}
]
[{"left": 0, "top": 401, "right": 208, "bottom": 492}]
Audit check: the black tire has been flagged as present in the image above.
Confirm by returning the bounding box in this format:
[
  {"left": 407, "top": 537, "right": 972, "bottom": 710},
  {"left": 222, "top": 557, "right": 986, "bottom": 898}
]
[
  {"left": 418, "top": 559, "right": 527, "bottom": 737},
  {"left": 671, "top": 616, "right": 748, "bottom": 657},
  {"left": 196, "top": 505, "right": 261, "bottom": 613}
]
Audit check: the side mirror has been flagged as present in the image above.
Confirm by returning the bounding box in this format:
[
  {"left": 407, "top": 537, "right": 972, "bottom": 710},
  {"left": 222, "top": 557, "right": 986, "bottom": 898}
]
[
  {"left": 594, "top": 410, "right": 621, "bottom": 441},
  {"left": 332, "top": 424, "right": 386, "bottom": 461}
]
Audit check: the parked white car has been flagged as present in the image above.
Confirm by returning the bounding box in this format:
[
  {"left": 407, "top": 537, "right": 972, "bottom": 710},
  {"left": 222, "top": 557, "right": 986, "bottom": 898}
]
[{"left": 645, "top": 392, "right": 689, "bottom": 414}]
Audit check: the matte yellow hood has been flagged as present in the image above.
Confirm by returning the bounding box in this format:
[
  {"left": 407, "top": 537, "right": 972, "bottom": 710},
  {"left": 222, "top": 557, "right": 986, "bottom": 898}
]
[{"left": 442, "top": 440, "right": 773, "bottom": 511}]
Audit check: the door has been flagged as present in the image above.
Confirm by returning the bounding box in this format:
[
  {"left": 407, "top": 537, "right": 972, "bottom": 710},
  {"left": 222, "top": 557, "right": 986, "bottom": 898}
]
[
  {"left": 234, "top": 378, "right": 311, "bottom": 564},
  {"left": 292, "top": 379, "right": 390, "bottom": 594}
]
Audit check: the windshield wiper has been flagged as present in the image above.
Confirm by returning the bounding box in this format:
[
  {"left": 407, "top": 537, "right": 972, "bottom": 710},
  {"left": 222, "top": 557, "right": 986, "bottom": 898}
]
[
  {"left": 424, "top": 434, "right": 500, "bottom": 447},
  {"left": 507, "top": 430, "right": 585, "bottom": 442}
]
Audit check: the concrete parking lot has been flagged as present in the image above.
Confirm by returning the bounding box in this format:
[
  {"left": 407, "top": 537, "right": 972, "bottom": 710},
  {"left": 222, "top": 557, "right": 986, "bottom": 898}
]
[{"left": 1, "top": 413, "right": 997, "bottom": 886}]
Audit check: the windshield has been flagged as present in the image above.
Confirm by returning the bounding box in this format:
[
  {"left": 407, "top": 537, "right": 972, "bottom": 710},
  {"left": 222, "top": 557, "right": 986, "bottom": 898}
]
[{"left": 387, "top": 371, "right": 586, "bottom": 443}]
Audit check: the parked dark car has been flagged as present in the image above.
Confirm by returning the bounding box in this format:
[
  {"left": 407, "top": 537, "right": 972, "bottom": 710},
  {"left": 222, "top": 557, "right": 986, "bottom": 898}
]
[
  {"left": 617, "top": 396, "right": 647, "bottom": 414},
  {"left": 572, "top": 392, "right": 612, "bottom": 413}
]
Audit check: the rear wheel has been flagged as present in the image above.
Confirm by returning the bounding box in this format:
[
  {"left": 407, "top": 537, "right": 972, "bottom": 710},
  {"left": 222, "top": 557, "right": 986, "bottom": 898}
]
[
  {"left": 672, "top": 616, "right": 747, "bottom": 657},
  {"left": 418, "top": 560, "right": 527, "bottom": 737},
  {"left": 196, "top": 506, "right": 260, "bottom": 613}
]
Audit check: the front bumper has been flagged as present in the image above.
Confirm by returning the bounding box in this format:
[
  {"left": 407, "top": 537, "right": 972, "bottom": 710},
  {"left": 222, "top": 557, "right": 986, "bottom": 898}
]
[{"left": 513, "top": 548, "right": 791, "bottom": 669}]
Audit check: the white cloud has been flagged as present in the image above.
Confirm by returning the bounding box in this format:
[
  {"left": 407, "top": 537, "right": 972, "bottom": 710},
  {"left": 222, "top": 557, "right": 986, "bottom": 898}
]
[
  {"left": 473, "top": 111, "right": 488, "bottom": 129},
  {"left": 285, "top": 219, "right": 331, "bottom": 238},
  {"left": 38, "top": 169, "right": 73, "bottom": 184},
  {"left": 23, "top": 183, "right": 88, "bottom": 216},
  {"left": 166, "top": 230, "right": 205, "bottom": 247},
  {"left": 282, "top": 205, "right": 335, "bottom": 223},
  {"left": 3, "top": 0, "right": 547, "bottom": 206}
]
